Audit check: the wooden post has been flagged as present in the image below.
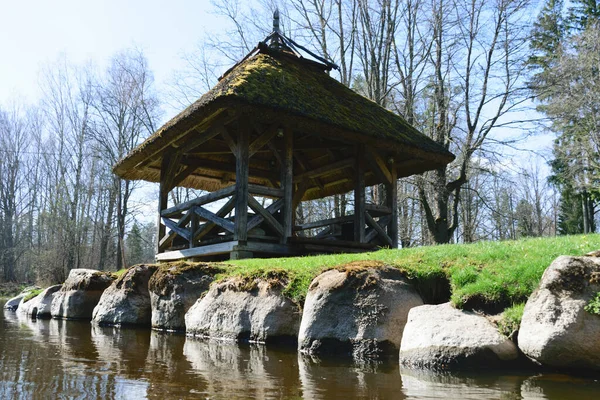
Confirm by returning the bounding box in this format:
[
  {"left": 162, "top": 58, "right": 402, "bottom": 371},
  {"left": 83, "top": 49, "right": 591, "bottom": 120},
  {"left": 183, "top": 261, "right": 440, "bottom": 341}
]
[
  {"left": 354, "top": 145, "right": 366, "bottom": 243},
  {"left": 386, "top": 158, "right": 398, "bottom": 248},
  {"left": 234, "top": 125, "right": 249, "bottom": 244},
  {"left": 282, "top": 128, "right": 293, "bottom": 244},
  {"left": 157, "top": 153, "right": 171, "bottom": 254}
]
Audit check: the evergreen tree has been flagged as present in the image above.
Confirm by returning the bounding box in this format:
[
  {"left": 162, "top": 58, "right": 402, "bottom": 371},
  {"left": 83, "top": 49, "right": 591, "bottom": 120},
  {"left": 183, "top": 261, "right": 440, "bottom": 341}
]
[{"left": 125, "top": 222, "right": 145, "bottom": 267}]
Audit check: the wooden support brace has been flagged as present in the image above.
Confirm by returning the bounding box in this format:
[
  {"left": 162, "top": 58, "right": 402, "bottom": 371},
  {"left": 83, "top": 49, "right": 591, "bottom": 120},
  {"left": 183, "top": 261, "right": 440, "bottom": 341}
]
[
  {"left": 194, "top": 196, "right": 236, "bottom": 241},
  {"left": 248, "top": 199, "right": 284, "bottom": 231},
  {"left": 221, "top": 126, "right": 238, "bottom": 154},
  {"left": 194, "top": 206, "right": 235, "bottom": 233},
  {"left": 247, "top": 195, "right": 285, "bottom": 237},
  {"left": 367, "top": 147, "right": 393, "bottom": 184},
  {"left": 365, "top": 212, "right": 393, "bottom": 247},
  {"left": 249, "top": 125, "right": 279, "bottom": 158}
]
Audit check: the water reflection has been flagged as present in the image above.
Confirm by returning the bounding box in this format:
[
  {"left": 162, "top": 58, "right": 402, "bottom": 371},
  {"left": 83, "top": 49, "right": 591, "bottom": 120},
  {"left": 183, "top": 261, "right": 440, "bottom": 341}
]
[
  {"left": 299, "top": 355, "right": 404, "bottom": 399},
  {"left": 2, "top": 301, "right": 600, "bottom": 400},
  {"left": 400, "top": 367, "right": 525, "bottom": 399},
  {"left": 183, "top": 338, "right": 302, "bottom": 399}
]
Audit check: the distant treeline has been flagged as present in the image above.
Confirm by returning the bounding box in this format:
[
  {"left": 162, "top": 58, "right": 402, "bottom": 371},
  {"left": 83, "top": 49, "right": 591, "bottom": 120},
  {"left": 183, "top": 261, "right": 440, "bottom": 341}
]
[{"left": 1, "top": 0, "right": 599, "bottom": 284}]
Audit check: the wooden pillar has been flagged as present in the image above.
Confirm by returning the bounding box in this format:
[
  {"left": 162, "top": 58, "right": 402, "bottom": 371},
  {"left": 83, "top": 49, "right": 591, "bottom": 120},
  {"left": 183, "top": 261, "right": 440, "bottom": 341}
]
[
  {"left": 354, "top": 145, "right": 366, "bottom": 243},
  {"left": 234, "top": 125, "right": 249, "bottom": 243},
  {"left": 156, "top": 153, "right": 171, "bottom": 254},
  {"left": 282, "top": 128, "right": 293, "bottom": 244},
  {"left": 386, "top": 159, "right": 399, "bottom": 248},
  {"left": 189, "top": 211, "right": 198, "bottom": 249}
]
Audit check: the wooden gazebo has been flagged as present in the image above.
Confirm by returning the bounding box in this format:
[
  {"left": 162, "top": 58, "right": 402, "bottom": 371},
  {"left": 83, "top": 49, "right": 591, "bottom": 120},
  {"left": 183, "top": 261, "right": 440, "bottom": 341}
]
[{"left": 113, "top": 21, "right": 454, "bottom": 261}]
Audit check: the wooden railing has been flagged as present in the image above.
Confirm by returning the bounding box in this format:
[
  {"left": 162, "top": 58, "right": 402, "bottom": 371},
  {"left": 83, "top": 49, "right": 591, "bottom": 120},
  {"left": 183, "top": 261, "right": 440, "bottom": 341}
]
[
  {"left": 158, "top": 184, "right": 287, "bottom": 252},
  {"left": 292, "top": 203, "right": 394, "bottom": 247}
]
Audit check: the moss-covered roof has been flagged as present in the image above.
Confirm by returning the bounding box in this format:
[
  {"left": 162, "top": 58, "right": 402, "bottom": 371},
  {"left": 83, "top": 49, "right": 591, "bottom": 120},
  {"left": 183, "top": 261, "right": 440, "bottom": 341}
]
[{"left": 113, "top": 46, "right": 454, "bottom": 197}]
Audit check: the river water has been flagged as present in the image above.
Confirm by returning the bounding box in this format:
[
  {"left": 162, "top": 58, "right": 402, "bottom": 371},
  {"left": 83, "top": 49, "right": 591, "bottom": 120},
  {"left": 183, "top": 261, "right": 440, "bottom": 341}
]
[{"left": 1, "top": 301, "right": 599, "bottom": 399}]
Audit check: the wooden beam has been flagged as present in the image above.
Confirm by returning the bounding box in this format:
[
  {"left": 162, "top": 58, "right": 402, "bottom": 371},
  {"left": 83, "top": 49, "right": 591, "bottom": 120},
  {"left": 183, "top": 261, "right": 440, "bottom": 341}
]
[
  {"left": 367, "top": 147, "right": 393, "bottom": 184},
  {"left": 194, "top": 196, "right": 236, "bottom": 240},
  {"left": 235, "top": 125, "right": 249, "bottom": 242},
  {"left": 282, "top": 128, "right": 293, "bottom": 243},
  {"left": 180, "top": 157, "right": 279, "bottom": 182},
  {"left": 194, "top": 206, "right": 235, "bottom": 233},
  {"left": 294, "top": 215, "right": 354, "bottom": 231},
  {"left": 247, "top": 195, "right": 285, "bottom": 237},
  {"left": 365, "top": 212, "right": 393, "bottom": 247},
  {"left": 221, "top": 126, "right": 238, "bottom": 154},
  {"left": 159, "top": 207, "right": 195, "bottom": 251},
  {"left": 247, "top": 184, "right": 284, "bottom": 198},
  {"left": 294, "top": 158, "right": 354, "bottom": 182},
  {"left": 161, "top": 185, "right": 236, "bottom": 218},
  {"left": 249, "top": 125, "right": 279, "bottom": 158},
  {"left": 162, "top": 217, "right": 191, "bottom": 242},
  {"left": 354, "top": 145, "right": 366, "bottom": 243}
]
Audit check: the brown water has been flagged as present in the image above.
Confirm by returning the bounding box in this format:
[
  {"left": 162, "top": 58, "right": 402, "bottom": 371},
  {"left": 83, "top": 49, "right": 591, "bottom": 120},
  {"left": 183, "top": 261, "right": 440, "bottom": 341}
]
[{"left": 1, "top": 301, "right": 599, "bottom": 399}]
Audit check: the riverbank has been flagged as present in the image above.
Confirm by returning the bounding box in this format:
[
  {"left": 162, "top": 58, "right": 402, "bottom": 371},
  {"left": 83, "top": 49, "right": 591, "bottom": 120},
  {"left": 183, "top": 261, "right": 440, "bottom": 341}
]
[{"left": 6, "top": 234, "right": 600, "bottom": 372}]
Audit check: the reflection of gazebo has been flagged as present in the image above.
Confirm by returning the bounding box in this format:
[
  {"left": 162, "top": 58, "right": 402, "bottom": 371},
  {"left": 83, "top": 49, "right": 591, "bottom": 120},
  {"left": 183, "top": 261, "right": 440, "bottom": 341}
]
[{"left": 113, "top": 19, "right": 454, "bottom": 261}]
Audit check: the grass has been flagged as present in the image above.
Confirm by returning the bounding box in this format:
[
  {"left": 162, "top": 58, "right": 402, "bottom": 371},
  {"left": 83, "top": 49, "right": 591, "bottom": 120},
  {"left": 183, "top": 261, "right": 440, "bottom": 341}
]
[
  {"left": 218, "top": 234, "right": 600, "bottom": 313},
  {"left": 22, "top": 288, "right": 43, "bottom": 302},
  {"left": 497, "top": 303, "right": 526, "bottom": 337}
]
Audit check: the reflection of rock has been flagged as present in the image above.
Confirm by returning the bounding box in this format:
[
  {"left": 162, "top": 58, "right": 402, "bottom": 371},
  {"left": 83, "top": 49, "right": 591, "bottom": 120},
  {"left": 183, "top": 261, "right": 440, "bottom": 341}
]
[
  {"left": 4, "top": 286, "right": 41, "bottom": 311},
  {"left": 518, "top": 256, "right": 600, "bottom": 370},
  {"left": 521, "top": 374, "right": 600, "bottom": 399},
  {"left": 92, "top": 265, "right": 157, "bottom": 326},
  {"left": 148, "top": 263, "right": 216, "bottom": 331},
  {"left": 91, "top": 324, "right": 151, "bottom": 377},
  {"left": 298, "top": 353, "right": 403, "bottom": 399},
  {"left": 51, "top": 269, "right": 116, "bottom": 320},
  {"left": 298, "top": 264, "right": 422, "bottom": 359},
  {"left": 183, "top": 338, "right": 301, "bottom": 399},
  {"left": 400, "top": 367, "right": 524, "bottom": 400},
  {"left": 400, "top": 303, "right": 518, "bottom": 369},
  {"left": 185, "top": 277, "right": 301, "bottom": 343},
  {"left": 17, "top": 285, "right": 61, "bottom": 318}
]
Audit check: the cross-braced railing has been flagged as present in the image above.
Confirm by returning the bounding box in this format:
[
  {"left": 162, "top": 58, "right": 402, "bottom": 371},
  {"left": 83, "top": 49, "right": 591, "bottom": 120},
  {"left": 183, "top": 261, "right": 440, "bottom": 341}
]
[{"left": 158, "top": 184, "right": 287, "bottom": 252}]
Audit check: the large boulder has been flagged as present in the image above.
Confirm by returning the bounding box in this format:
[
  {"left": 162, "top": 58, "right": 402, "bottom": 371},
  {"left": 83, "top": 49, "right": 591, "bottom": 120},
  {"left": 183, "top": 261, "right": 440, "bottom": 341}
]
[
  {"left": 400, "top": 303, "right": 519, "bottom": 369},
  {"left": 4, "top": 286, "right": 41, "bottom": 311},
  {"left": 185, "top": 275, "right": 301, "bottom": 343},
  {"left": 148, "top": 263, "right": 218, "bottom": 331},
  {"left": 298, "top": 262, "right": 423, "bottom": 359},
  {"left": 92, "top": 264, "right": 158, "bottom": 326},
  {"left": 17, "top": 285, "right": 61, "bottom": 318},
  {"left": 51, "top": 269, "right": 116, "bottom": 320},
  {"left": 518, "top": 255, "right": 600, "bottom": 370}
]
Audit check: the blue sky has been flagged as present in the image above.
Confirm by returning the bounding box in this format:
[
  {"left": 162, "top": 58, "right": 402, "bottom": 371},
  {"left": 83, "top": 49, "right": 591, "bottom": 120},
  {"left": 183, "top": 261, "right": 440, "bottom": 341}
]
[{"left": 0, "top": 0, "right": 224, "bottom": 106}]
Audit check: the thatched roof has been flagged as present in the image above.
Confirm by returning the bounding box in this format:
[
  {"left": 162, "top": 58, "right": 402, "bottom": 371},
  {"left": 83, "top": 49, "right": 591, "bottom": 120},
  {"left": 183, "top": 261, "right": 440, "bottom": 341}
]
[{"left": 113, "top": 44, "right": 454, "bottom": 200}]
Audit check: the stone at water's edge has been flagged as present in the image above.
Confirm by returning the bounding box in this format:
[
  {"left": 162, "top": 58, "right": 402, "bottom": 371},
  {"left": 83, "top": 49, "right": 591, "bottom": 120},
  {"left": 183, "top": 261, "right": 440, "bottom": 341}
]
[
  {"left": 518, "top": 255, "right": 600, "bottom": 370},
  {"left": 148, "top": 263, "right": 216, "bottom": 331},
  {"left": 298, "top": 263, "right": 423, "bottom": 359},
  {"left": 185, "top": 277, "right": 301, "bottom": 342},
  {"left": 17, "top": 285, "right": 62, "bottom": 318},
  {"left": 4, "top": 286, "right": 41, "bottom": 311},
  {"left": 399, "top": 303, "right": 519, "bottom": 369},
  {"left": 51, "top": 269, "right": 116, "bottom": 320},
  {"left": 92, "top": 265, "right": 158, "bottom": 326}
]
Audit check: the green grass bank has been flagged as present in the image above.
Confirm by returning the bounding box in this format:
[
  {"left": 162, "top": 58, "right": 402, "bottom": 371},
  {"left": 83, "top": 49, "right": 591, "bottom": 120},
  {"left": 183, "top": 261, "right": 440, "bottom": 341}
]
[{"left": 216, "top": 234, "right": 600, "bottom": 314}]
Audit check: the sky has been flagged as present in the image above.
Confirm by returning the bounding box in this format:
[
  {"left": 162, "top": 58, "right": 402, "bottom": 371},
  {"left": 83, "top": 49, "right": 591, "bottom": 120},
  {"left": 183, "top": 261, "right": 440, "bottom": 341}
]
[
  {"left": 0, "top": 0, "right": 555, "bottom": 220},
  {"left": 0, "top": 0, "right": 225, "bottom": 108}
]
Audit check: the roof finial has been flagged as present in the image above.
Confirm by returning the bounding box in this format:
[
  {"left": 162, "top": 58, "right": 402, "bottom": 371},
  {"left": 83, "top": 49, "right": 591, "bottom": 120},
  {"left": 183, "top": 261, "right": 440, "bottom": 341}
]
[{"left": 273, "top": 9, "right": 280, "bottom": 35}]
